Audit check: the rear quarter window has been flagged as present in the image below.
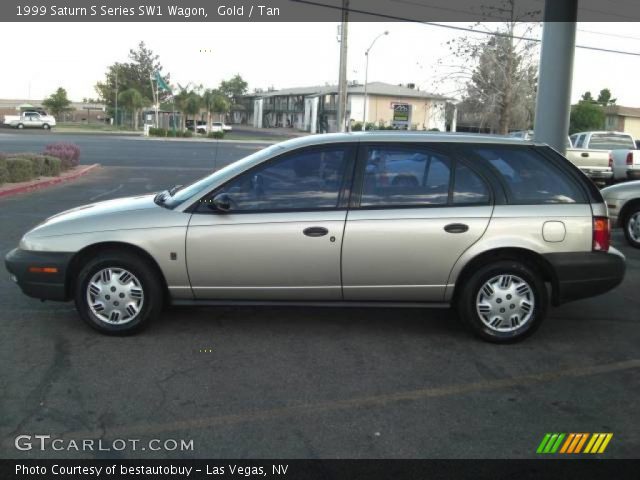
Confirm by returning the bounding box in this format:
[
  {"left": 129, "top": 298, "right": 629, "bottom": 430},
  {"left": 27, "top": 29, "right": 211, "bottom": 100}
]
[{"left": 462, "top": 146, "right": 587, "bottom": 204}]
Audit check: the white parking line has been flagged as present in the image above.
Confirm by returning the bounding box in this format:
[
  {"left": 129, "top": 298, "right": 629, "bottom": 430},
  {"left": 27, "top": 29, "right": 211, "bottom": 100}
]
[{"left": 89, "top": 184, "right": 123, "bottom": 201}]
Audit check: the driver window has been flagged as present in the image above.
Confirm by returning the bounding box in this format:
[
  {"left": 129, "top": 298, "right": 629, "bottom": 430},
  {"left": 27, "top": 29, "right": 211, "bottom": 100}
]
[{"left": 211, "top": 147, "right": 350, "bottom": 211}]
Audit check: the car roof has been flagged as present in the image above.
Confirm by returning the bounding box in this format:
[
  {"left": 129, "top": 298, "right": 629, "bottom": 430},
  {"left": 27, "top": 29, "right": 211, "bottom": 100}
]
[{"left": 274, "top": 132, "right": 537, "bottom": 151}]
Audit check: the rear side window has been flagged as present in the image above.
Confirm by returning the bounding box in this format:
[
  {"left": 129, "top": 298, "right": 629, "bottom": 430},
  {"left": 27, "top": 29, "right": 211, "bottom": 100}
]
[
  {"left": 587, "top": 133, "right": 635, "bottom": 150},
  {"left": 360, "top": 147, "right": 452, "bottom": 207},
  {"left": 453, "top": 164, "right": 490, "bottom": 204},
  {"left": 469, "top": 147, "right": 586, "bottom": 204}
]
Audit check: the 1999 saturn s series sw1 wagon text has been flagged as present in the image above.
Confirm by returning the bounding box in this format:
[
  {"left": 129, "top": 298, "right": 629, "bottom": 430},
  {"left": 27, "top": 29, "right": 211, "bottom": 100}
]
[{"left": 5, "top": 133, "right": 626, "bottom": 342}]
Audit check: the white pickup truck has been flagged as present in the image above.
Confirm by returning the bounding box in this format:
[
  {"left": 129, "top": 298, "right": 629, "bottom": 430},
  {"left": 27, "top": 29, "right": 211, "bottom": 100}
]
[
  {"left": 2, "top": 111, "right": 56, "bottom": 130},
  {"left": 569, "top": 131, "right": 640, "bottom": 182}
]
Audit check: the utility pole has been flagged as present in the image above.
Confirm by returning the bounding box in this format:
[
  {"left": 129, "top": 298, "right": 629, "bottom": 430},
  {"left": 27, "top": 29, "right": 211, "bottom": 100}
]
[
  {"left": 533, "top": 0, "right": 578, "bottom": 155},
  {"left": 336, "top": 0, "right": 349, "bottom": 133}
]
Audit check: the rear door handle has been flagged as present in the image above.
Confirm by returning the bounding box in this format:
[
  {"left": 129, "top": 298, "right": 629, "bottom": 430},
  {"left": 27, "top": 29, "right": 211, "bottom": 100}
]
[
  {"left": 444, "top": 223, "right": 469, "bottom": 234},
  {"left": 303, "top": 226, "right": 329, "bottom": 237},
  {"left": 581, "top": 152, "right": 589, "bottom": 157}
]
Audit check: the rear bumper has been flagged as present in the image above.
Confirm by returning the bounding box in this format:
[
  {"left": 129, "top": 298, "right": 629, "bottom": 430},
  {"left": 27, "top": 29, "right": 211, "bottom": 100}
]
[
  {"left": 627, "top": 167, "right": 640, "bottom": 180},
  {"left": 4, "top": 248, "right": 73, "bottom": 301},
  {"left": 580, "top": 168, "right": 613, "bottom": 180},
  {"left": 543, "top": 248, "right": 626, "bottom": 306}
]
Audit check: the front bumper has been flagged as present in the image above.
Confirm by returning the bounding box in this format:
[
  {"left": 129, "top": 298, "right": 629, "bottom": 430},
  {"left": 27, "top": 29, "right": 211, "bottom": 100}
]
[
  {"left": 4, "top": 248, "right": 74, "bottom": 301},
  {"left": 543, "top": 248, "right": 625, "bottom": 306}
]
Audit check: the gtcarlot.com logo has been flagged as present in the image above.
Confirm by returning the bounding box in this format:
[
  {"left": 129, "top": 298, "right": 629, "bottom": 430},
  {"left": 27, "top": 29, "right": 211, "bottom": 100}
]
[{"left": 536, "top": 433, "right": 613, "bottom": 454}]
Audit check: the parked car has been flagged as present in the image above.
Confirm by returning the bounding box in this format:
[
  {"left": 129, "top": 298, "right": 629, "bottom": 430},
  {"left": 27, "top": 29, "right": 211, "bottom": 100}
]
[
  {"left": 185, "top": 120, "right": 222, "bottom": 134},
  {"left": 602, "top": 180, "right": 640, "bottom": 248},
  {"left": 2, "top": 110, "right": 56, "bottom": 129},
  {"left": 5, "top": 133, "right": 625, "bottom": 342},
  {"left": 212, "top": 121, "right": 232, "bottom": 132},
  {"left": 569, "top": 131, "right": 640, "bottom": 181}
]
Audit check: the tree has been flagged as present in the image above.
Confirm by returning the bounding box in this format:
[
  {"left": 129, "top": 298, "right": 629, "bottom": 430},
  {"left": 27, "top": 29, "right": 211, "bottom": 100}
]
[
  {"left": 42, "top": 87, "right": 72, "bottom": 119},
  {"left": 219, "top": 74, "right": 248, "bottom": 104},
  {"left": 581, "top": 91, "right": 595, "bottom": 103},
  {"left": 182, "top": 91, "right": 202, "bottom": 132},
  {"left": 118, "top": 88, "right": 148, "bottom": 130},
  {"left": 95, "top": 42, "right": 169, "bottom": 119},
  {"left": 569, "top": 101, "right": 605, "bottom": 134},
  {"left": 434, "top": 1, "right": 540, "bottom": 133},
  {"left": 597, "top": 88, "right": 616, "bottom": 106},
  {"left": 202, "top": 89, "right": 229, "bottom": 132}
]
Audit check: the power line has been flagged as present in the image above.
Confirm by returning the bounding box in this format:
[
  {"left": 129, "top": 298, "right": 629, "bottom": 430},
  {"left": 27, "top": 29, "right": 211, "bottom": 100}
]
[
  {"left": 293, "top": 0, "right": 640, "bottom": 57},
  {"left": 577, "top": 28, "right": 640, "bottom": 42}
]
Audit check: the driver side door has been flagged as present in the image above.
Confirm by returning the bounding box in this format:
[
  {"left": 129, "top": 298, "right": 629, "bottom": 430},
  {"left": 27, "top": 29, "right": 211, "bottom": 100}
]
[{"left": 186, "top": 144, "right": 356, "bottom": 301}]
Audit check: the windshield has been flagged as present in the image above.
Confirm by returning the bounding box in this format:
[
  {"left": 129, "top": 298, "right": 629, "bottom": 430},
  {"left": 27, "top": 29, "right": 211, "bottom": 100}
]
[
  {"left": 589, "top": 133, "right": 635, "bottom": 150},
  {"left": 162, "top": 144, "right": 284, "bottom": 208}
]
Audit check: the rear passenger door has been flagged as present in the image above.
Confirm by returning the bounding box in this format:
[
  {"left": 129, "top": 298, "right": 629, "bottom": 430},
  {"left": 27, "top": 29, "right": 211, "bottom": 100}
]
[{"left": 341, "top": 143, "right": 493, "bottom": 302}]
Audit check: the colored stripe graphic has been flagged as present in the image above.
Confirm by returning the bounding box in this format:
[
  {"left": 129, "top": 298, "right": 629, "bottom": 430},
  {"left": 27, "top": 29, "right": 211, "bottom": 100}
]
[
  {"left": 537, "top": 433, "right": 565, "bottom": 454},
  {"left": 584, "top": 433, "right": 613, "bottom": 454},
  {"left": 539, "top": 433, "right": 613, "bottom": 454}
]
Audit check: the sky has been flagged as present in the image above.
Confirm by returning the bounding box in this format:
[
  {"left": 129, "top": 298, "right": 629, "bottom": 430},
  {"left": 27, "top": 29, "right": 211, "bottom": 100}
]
[{"left": 1, "top": 21, "right": 640, "bottom": 106}]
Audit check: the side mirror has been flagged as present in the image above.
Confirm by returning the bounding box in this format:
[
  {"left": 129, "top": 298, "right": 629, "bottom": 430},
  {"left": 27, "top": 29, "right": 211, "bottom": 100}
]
[{"left": 211, "top": 193, "right": 232, "bottom": 212}]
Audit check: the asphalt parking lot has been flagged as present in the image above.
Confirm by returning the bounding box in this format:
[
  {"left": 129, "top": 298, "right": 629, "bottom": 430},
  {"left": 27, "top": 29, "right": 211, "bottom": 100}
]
[{"left": 0, "top": 132, "right": 639, "bottom": 459}]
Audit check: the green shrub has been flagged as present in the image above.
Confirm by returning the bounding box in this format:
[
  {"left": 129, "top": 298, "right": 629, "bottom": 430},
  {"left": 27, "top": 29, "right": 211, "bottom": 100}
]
[
  {"left": 149, "top": 127, "right": 168, "bottom": 137},
  {"left": 44, "top": 156, "right": 62, "bottom": 176},
  {"left": 0, "top": 157, "right": 8, "bottom": 185},
  {"left": 6, "top": 157, "right": 34, "bottom": 182},
  {"left": 207, "top": 131, "right": 224, "bottom": 139},
  {"left": 183, "top": 130, "right": 193, "bottom": 138},
  {"left": 351, "top": 121, "right": 363, "bottom": 132}
]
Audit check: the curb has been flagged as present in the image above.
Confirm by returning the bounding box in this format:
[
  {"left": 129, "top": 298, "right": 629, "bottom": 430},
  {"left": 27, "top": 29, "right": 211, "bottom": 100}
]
[
  {"left": 132, "top": 136, "right": 278, "bottom": 145},
  {"left": 0, "top": 164, "right": 100, "bottom": 199}
]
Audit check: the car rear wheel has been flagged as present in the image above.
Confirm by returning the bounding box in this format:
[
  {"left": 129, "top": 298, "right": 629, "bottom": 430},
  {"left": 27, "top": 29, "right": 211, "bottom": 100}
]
[
  {"left": 74, "top": 251, "right": 163, "bottom": 334},
  {"left": 42, "top": 123, "right": 50, "bottom": 130},
  {"left": 456, "top": 260, "right": 548, "bottom": 343},
  {"left": 17, "top": 123, "right": 24, "bottom": 129},
  {"left": 623, "top": 207, "right": 640, "bottom": 248}
]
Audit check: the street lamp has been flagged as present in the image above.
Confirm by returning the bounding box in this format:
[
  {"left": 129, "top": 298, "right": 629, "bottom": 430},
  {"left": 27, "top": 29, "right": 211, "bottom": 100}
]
[{"left": 363, "top": 30, "right": 389, "bottom": 131}]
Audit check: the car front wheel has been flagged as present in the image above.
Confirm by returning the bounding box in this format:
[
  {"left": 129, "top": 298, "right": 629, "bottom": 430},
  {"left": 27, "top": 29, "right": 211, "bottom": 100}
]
[
  {"left": 456, "top": 260, "right": 548, "bottom": 343},
  {"left": 623, "top": 207, "right": 640, "bottom": 248},
  {"left": 42, "top": 123, "right": 50, "bottom": 130},
  {"left": 75, "top": 251, "right": 163, "bottom": 334}
]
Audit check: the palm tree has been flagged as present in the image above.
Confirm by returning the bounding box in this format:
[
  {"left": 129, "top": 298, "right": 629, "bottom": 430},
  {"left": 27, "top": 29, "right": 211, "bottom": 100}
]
[
  {"left": 118, "top": 88, "right": 149, "bottom": 130},
  {"left": 202, "top": 89, "right": 229, "bottom": 132},
  {"left": 183, "top": 92, "right": 202, "bottom": 133}
]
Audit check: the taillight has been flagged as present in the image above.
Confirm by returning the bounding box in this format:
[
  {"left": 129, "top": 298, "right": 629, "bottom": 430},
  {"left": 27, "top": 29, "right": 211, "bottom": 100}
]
[
  {"left": 593, "top": 216, "right": 610, "bottom": 252},
  {"left": 608, "top": 153, "right": 613, "bottom": 169},
  {"left": 627, "top": 152, "right": 633, "bottom": 166}
]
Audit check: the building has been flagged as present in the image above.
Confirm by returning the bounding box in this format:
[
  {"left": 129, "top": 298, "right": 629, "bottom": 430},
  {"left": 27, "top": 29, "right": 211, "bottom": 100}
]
[
  {"left": 0, "top": 98, "right": 106, "bottom": 123},
  {"left": 243, "top": 82, "right": 457, "bottom": 133},
  {"left": 605, "top": 105, "right": 640, "bottom": 139}
]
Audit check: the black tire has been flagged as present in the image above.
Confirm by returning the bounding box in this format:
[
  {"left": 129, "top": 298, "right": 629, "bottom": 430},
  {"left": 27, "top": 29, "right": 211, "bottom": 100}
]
[
  {"left": 74, "top": 251, "right": 163, "bottom": 335},
  {"left": 623, "top": 206, "right": 640, "bottom": 249},
  {"left": 17, "top": 123, "right": 24, "bottom": 129},
  {"left": 456, "top": 260, "right": 548, "bottom": 343},
  {"left": 391, "top": 175, "right": 419, "bottom": 187},
  {"left": 42, "top": 123, "right": 50, "bottom": 130}
]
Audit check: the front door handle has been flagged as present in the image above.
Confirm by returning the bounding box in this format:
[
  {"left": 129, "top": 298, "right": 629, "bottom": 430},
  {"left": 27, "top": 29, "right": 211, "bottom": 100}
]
[
  {"left": 303, "top": 226, "right": 329, "bottom": 237},
  {"left": 581, "top": 152, "right": 589, "bottom": 158},
  {"left": 444, "top": 223, "right": 469, "bottom": 234}
]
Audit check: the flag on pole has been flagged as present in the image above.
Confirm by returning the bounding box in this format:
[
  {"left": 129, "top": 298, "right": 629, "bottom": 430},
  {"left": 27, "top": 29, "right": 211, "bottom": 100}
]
[{"left": 155, "top": 72, "right": 172, "bottom": 94}]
